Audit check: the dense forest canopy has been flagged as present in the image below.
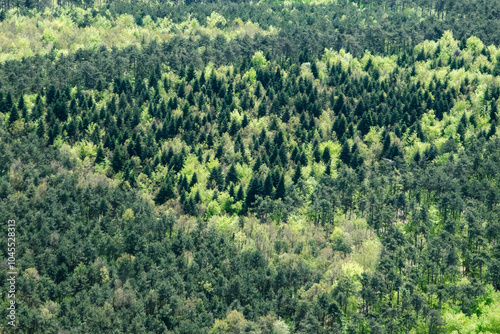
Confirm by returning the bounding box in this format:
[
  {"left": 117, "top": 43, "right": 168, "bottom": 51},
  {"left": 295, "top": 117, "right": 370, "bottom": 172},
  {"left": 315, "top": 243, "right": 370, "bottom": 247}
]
[{"left": 0, "top": 0, "right": 500, "bottom": 333}]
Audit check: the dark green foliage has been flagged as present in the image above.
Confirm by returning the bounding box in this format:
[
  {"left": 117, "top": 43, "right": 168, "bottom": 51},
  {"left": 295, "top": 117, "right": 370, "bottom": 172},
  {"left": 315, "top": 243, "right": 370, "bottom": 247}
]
[
  {"left": 95, "top": 145, "right": 105, "bottom": 164},
  {"left": 1, "top": 1, "right": 500, "bottom": 332},
  {"left": 245, "top": 176, "right": 262, "bottom": 207},
  {"left": 156, "top": 180, "right": 175, "bottom": 204},
  {"left": 8, "top": 105, "right": 19, "bottom": 125},
  {"left": 322, "top": 147, "right": 331, "bottom": 163},
  {"left": 340, "top": 141, "right": 351, "bottom": 165}
]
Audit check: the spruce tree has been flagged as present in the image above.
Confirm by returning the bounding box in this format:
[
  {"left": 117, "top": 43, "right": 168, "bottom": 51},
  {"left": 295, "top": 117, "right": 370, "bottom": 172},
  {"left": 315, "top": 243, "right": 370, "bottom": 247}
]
[
  {"left": 236, "top": 185, "right": 244, "bottom": 202},
  {"left": 275, "top": 174, "right": 286, "bottom": 199},
  {"left": 95, "top": 145, "right": 105, "bottom": 164},
  {"left": 293, "top": 166, "right": 302, "bottom": 183},
  {"left": 263, "top": 174, "right": 273, "bottom": 197},
  {"left": 325, "top": 164, "right": 331, "bottom": 176},
  {"left": 258, "top": 101, "right": 267, "bottom": 118},
  {"left": 487, "top": 122, "right": 496, "bottom": 139},
  {"left": 156, "top": 181, "right": 175, "bottom": 205},
  {"left": 311, "top": 61, "right": 319, "bottom": 79},
  {"left": 490, "top": 99, "right": 498, "bottom": 123},
  {"left": 322, "top": 147, "right": 331, "bottom": 164},
  {"left": 313, "top": 146, "right": 321, "bottom": 163},
  {"left": 9, "top": 105, "right": 19, "bottom": 125},
  {"left": 111, "top": 146, "right": 126, "bottom": 173},
  {"left": 246, "top": 177, "right": 262, "bottom": 208},
  {"left": 226, "top": 164, "right": 238, "bottom": 185},
  {"left": 36, "top": 120, "right": 45, "bottom": 138},
  {"left": 333, "top": 114, "right": 347, "bottom": 138},
  {"left": 190, "top": 172, "right": 198, "bottom": 188},
  {"left": 357, "top": 112, "right": 372, "bottom": 136},
  {"left": 253, "top": 156, "right": 262, "bottom": 172},
  {"left": 339, "top": 141, "right": 351, "bottom": 165}
]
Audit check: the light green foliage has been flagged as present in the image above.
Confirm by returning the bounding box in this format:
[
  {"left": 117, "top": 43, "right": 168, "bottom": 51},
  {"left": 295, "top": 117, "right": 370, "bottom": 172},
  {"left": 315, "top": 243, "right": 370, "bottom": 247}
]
[
  {"left": 0, "top": 7, "right": 277, "bottom": 63},
  {"left": 443, "top": 287, "right": 500, "bottom": 334},
  {"left": 251, "top": 50, "right": 268, "bottom": 69}
]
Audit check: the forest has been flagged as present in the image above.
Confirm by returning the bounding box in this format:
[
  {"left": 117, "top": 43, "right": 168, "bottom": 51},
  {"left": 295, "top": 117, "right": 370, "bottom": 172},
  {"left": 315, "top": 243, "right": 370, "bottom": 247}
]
[{"left": 0, "top": 0, "right": 500, "bottom": 333}]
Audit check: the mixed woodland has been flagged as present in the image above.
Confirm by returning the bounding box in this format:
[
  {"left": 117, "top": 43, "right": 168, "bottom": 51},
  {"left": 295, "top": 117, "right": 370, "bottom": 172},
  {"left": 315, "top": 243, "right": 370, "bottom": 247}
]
[{"left": 0, "top": 0, "right": 500, "bottom": 333}]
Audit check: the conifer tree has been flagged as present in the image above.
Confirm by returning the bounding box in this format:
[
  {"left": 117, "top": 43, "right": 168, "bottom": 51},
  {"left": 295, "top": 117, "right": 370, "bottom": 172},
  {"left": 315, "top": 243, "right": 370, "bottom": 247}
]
[
  {"left": 190, "top": 172, "right": 198, "bottom": 188},
  {"left": 340, "top": 141, "right": 351, "bottom": 165},
  {"left": 236, "top": 185, "right": 244, "bottom": 202},
  {"left": 111, "top": 146, "right": 126, "bottom": 173},
  {"left": 246, "top": 177, "right": 262, "bottom": 207},
  {"left": 9, "top": 105, "right": 19, "bottom": 125},
  {"left": 322, "top": 147, "right": 331, "bottom": 164},
  {"left": 293, "top": 166, "right": 302, "bottom": 183},
  {"left": 95, "top": 145, "right": 105, "bottom": 164},
  {"left": 490, "top": 99, "right": 498, "bottom": 123},
  {"left": 156, "top": 181, "right": 175, "bottom": 205},
  {"left": 275, "top": 174, "right": 286, "bottom": 199},
  {"left": 263, "top": 174, "right": 273, "bottom": 197},
  {"left": 226, "top": 164, "right": 238, "bottom": 185}
]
